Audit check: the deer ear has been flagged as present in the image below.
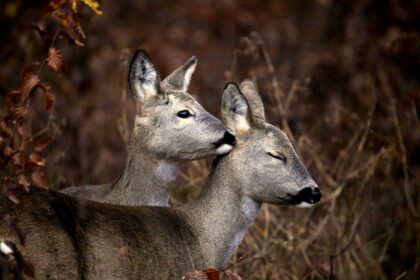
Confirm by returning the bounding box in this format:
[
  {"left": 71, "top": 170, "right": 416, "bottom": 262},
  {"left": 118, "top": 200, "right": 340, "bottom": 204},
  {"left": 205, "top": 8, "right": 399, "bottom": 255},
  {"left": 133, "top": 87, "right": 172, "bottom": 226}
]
[
  {"left": 240, "top": 79, "right": 266, "bottom": 122},
  {"left": 221, "top": 82, "right": 251, "bottom": 135},
  {"left": 162, "top": 56, "right": 197, "bottom": 91},
  {"left": 128, "top": 50, "right": 161, "bottom": 102}
]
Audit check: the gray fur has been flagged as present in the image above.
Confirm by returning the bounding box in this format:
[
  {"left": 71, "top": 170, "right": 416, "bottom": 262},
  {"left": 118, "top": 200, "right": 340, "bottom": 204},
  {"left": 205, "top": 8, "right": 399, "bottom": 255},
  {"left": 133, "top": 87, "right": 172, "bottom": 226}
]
[
  {"left": 61, "top": 50, "right": 232, "bottom": 206},
  {"left": 240, "top": 79, "right": 265, "bottom": 121},
  {"left": 0, "top": 81, "right": 320, "bottom": 279}
]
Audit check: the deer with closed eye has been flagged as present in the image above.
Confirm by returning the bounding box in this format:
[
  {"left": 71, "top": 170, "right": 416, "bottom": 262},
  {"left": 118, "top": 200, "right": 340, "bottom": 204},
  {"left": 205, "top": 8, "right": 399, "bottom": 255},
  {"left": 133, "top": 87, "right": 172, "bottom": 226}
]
[
  {"left": 61, "top": 50, "right": 235, "bottom": 206},
  {"left": 0, "top": 81, "right": 320, "bottom": 279}
]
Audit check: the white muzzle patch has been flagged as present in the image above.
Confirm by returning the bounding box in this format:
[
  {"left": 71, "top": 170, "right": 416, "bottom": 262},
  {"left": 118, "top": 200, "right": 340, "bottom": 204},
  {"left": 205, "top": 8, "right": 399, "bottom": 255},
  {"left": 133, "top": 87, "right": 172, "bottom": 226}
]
[
  {"left": 0, "top": 241, "right": 14, "bottom": 255},
  {"left": 296, "top": 201, "right": 314, "bottom": 208},
  {"left": 215, "top": 144, "right": 233, "bottom": 155}
]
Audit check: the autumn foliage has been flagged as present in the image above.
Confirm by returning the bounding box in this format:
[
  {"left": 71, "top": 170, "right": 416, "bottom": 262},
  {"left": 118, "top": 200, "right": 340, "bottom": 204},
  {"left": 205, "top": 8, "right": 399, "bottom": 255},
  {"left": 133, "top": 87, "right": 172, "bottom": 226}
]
[
  {"left": 0, "top": 0, "right": 101, "bottom": 201},
  {"left": 1, "top": 0, "right": 419, "bottom": 279}
]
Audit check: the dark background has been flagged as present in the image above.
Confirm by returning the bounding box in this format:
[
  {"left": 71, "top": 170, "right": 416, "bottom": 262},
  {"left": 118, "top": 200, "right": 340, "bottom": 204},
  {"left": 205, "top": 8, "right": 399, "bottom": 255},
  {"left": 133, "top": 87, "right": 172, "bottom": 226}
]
[{"left": 1, "top": 0, "right": 419, "bottom": 278}]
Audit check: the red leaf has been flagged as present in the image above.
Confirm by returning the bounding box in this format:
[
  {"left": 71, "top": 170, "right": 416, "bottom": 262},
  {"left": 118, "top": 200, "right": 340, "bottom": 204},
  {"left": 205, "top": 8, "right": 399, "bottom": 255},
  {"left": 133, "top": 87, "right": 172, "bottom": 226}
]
[
  {"left": 12, "top": 152, "right": 24, "bottom": 167},
  {"left": 4, "top": 147, "right": 14, "bottom": 157},
  {"left": 31, "top": 171, "right": 48, "bottom": 189},
  {"left": 18, "top": 175, "right": 31, "bottom": 191},
  {"left": 34, "top": 136, "right": 54, "bottom": 152},
  {"left": 28, "top": 153, "right": 45, "bottom": 167},
  {"left": 203, "top": 269, "right": 220, "bottom": 280},
  {"left": 12, "top": 106, "right": 30, "bottom": 121},
  {"left": 21, "top": 62, "right": 40, "bottom": 78},
  {"left": 47, "top": 47, "right": 64, "bottom": 76},
  {"left": 5, "top": 90, "right": 22, "bottom": 114},
  {"left": 183, "top": 269, "right": 220, "bottom": 280},
  {"left": 44, "top": 0, "right": 66, "bottom": 17},
  {"left": 21, "top": 73, "right": 40, "bottom": 98},
  {"left": 55, "top": 10, "right": 86, "bottom": 40},
  {"left": 16, "top": 122, "right": 29, "bottom": 137},
  {"left": 6, "top": 191, "right": 21, "bottom": 204},
  {"left": 39, "top": 83, "right": 55, "bottom": 111},
  {"left": 225, "top": 270, "right": 242, "bottom": 280},
  {"left": 70, "top": 12, "right": 86, "bottom": 39},
  {"left": 1, "top": 120, "right": 13, "bottom": 135},
  {"left": 55, "top": 11, "right": 72, "bottom": 28}
]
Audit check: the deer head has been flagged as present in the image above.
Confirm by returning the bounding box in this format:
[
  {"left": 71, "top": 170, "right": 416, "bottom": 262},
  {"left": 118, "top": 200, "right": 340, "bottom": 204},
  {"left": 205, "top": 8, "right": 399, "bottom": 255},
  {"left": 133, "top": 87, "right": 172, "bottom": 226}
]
[
  {"left": 220, "top": 80, "right": 321, "bottom": 206},
  {"left": 128, "top": 50, "right": 235, "bottom": 161}
]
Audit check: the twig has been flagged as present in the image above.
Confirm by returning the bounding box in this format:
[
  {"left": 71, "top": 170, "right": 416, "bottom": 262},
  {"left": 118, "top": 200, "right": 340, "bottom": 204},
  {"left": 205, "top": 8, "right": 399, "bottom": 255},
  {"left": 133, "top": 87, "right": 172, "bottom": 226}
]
[
  {"left": 118, "top": 48, "right": 130, "bottom": 146},
  {"left": 329, "top": 215, "right": 361, "bottom": 279},
  {"left": 379, "top": 70, "right": 418, "bottom": 218}
]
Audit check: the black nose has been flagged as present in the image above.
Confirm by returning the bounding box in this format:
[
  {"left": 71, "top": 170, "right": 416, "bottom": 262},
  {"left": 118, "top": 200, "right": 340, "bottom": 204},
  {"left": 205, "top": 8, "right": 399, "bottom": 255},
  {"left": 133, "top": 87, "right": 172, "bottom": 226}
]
[
  {"left": 290, "top": 187, "right": 322, "bottom": 205},
  {"left": 310, "top": 188, "right": 321, "bottom": 203},
  {"left": 215, "top": 131, "right": 235, "bottom": 148}
]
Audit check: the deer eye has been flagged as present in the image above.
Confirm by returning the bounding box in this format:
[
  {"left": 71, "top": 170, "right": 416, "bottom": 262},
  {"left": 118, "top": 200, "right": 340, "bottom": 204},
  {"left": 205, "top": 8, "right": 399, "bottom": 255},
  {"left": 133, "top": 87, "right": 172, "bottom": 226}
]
[
  {"left": 268, "top": 152, "right": 287, "bottom": 162},
  {"left": 177, "top": 110, "right": 192, "bottom": 118}
]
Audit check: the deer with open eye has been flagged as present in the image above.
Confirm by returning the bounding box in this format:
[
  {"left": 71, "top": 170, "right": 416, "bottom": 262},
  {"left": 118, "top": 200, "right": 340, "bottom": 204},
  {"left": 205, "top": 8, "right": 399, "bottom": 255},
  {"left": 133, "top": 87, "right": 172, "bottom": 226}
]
[
  {"left": 61, "top": 50, "right": 235, "bottom": 206},
  {"left": 0, "top": 80, "right": 320, "bottom": 279}
]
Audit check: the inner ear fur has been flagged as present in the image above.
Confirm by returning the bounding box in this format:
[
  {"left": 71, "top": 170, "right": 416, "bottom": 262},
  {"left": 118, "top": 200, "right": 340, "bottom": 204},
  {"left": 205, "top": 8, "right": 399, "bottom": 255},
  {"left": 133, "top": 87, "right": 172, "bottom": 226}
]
[
  {"left": 239, "top": 79, "right": 266, "bottom": 123},
  {"left": 221, "top": 82, "right": 253, "bottom": 135},
  {"left": 161, "top": 56, "right": 197, "bottom": 92},
  {"left": 128, "top": 49, "right": 162, "bottom": 102}
]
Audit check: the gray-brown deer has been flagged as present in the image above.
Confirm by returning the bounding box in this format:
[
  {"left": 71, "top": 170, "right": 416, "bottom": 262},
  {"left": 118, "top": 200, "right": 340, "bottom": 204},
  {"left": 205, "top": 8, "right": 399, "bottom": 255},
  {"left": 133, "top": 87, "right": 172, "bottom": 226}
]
[
  {"left": 61, "top": 50, "right": 235, "bottom": 206},
  {"left": 0, "top": 81, "right": 321, "bottom": 279}
]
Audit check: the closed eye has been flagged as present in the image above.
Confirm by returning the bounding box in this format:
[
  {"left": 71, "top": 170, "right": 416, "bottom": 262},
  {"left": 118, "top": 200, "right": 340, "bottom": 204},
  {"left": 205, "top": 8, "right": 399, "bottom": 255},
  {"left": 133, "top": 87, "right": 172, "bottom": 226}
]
[{"left": 267, "top": 152, "right": 287, "bottom": 162}]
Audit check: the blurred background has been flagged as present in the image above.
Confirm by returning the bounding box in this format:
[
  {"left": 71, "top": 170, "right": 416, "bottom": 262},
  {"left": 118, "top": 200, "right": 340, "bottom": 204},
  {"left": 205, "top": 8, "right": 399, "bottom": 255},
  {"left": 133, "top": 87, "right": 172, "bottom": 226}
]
[{"left": 1, "top": 0, "right": 419, "bottom": 278}]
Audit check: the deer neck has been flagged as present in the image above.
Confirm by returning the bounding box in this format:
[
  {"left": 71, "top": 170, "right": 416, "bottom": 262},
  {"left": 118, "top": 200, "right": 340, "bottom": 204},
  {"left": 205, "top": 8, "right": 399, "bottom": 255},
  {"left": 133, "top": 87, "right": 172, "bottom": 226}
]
[
  {"left": 107, "top": 139, "right": 178, "bottom": 206},
  {"left": 180, "top": 154, "right": 261, "bottom": 269}
]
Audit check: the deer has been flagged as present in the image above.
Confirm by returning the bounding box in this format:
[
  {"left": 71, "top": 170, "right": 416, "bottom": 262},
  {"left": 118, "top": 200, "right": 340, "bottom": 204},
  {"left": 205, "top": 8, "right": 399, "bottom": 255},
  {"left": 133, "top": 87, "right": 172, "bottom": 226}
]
[
  {"left": 61, "top": 50, "right": 235, "bottom": 206},
  {"left": 0, "top": 81, "right": 321, "bottom": 279}
]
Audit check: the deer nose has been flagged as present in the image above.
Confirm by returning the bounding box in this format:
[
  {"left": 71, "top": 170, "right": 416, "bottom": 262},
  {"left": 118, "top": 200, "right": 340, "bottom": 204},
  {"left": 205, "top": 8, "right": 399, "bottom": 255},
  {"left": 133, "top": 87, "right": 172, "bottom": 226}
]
[
  {"left": 290, "top": 186, "right": 322, "bottom": 205},
  {"left": 214, "top": 131, "right": 235, "bottom": 155},
  {"left": 214, "top": 131, "right": 235, "bottom": 148},
  {"left": 310, "top": 188, "right": 322, "bottom": 203},
  {"left": 221, "top": 131, "right": 235, "bottom": 146}
]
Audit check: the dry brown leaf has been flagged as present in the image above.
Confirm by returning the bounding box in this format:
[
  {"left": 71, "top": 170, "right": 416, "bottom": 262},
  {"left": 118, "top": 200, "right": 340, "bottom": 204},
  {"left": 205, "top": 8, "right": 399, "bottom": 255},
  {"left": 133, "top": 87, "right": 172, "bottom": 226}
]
[
  {"left": 68, "top": 0, "right": 78, "bottom": 13},
  {"left": 183, "top": 269, "right": 220, "bottom": 280},
  {"left": 31, "top": 171, "right": 48, "bottom": 189},
  {"left": 12, "top": 153, "right": 24, "bottom": 167},
  {"left": 4, "top": 147, "right": 14, "bottom": 157},
  {"left": 32, "top": 24, "right": 51, "bottom": 40},
  {"left": 34, "top": 136, "right": 54, "bottom": 152},
  {"left": 28, "top": 153, "right": 45, "bottom": 167},
  {"left": 47, "top": 47, "right": 64, "bottom": 76},
  {"left": 12, "top": 107, "right": 30, "bottom": 121},
  {"left": 225, "top": 270, "right": 242, "bottom": 280},
  {"left": 60, "top": 30, "right": 85, "bottom": 47},
  {"left": 16, "top": 122, "right": 29, "bottom": 137},
  {"left": 1, "top": 120, "right": 13, "bottom": 135},
  {"left": 182, "top": 270, "right": 210, "bottom": 280},
  {"left": 6, "top": 192, "right": 21, "bottom": 204},
  {"left": 5, "top": 90, "right": 21, "bottom": 110},
  {"left": 80, "top": 0, "right": 102, "bottom": 15},
  {"left": 21, "top": 73, "right": 40, "bottom": 98},
  {"left": 39, "top": 83, "right": 55, "bottom": 111},
  {"left": 43, "top": 0, "right": 66, "bottom": 17},
  {"left": 72, "top": 15, "right": 86, "bottom": 39},
  {"left": 18, "top": 175, "right": 31, "bottom": 191},
  {"left": 55, "top": 11, "right": 72, "bottom": 28}
]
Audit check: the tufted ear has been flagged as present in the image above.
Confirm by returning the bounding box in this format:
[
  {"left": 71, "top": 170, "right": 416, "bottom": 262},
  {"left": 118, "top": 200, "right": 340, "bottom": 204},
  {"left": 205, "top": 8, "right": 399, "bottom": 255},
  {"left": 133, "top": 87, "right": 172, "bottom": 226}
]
[
  {"left": 128, "top": 50, "right": 162, "bottom": 102},
  {"left": 220, "top": 82, "right": 251, "bottom": 136},
  {"left": 240, "top": 79, "right": 266, "bottom": 122},
  {"left": 161, "top": 56, "right": 197, "bottom": 91}
]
